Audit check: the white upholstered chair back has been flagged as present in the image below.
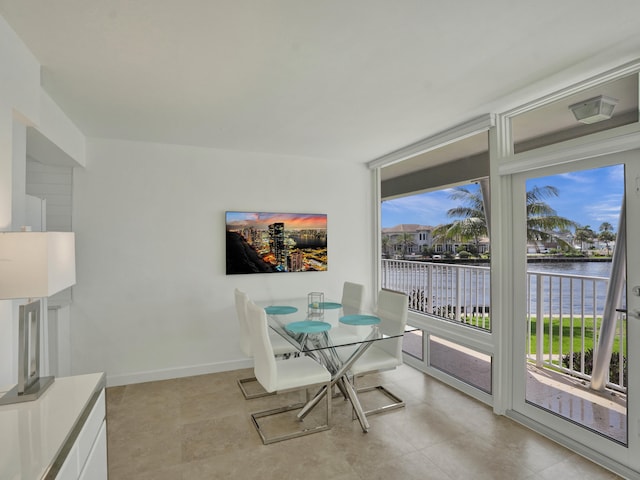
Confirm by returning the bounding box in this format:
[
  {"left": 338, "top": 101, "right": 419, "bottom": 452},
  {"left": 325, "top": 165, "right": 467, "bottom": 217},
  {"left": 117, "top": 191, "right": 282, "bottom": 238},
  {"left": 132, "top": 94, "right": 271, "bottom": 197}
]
[
  {"left": 246, "top": 301, "right": 278, "bottom": 393},
  {"left": 341, "top": 281, "right": 365, "bottom": 313},
  {"left": 375, "top": 289, "right": 408, "bottom": 361},
  {"left": 234, "top": 288, "right": 252, "bottom": 357}
]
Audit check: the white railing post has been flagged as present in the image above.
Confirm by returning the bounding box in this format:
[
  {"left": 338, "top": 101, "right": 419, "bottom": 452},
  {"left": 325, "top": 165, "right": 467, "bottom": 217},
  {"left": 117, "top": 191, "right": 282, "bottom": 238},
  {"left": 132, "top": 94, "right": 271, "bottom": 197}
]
[
  {"left": 455, "top": 267, "right": 462, "bottom": 321},
  {"left": 536, "top": 273, "right": 544, "bottom": 368},
  {"left": 427, "top": 263, "right": 433, "bottom": 314}
]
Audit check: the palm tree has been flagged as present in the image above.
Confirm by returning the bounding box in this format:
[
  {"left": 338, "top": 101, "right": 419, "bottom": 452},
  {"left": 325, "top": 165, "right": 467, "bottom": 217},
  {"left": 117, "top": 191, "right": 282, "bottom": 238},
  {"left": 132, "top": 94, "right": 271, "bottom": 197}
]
[
  {"left": 526, "top": 186, "right": 576, "bottom": 250},
  {"left": 432, "top": 187, "right": 486, "bottom": 253},
  {"left": 395, "top": 232, "right": 415, "bottom": 259},
  {"left": 381, "top": 234, "right": 392, "bottom": 257},
  {"left": 598, "top": 222, "right": 615, "bottom": 256},
  {"left": 433, "top": 185, "right": 576, "bottom": 251},
  {"left": 575, "top": 225, "right": 596, "bottom": 253}
]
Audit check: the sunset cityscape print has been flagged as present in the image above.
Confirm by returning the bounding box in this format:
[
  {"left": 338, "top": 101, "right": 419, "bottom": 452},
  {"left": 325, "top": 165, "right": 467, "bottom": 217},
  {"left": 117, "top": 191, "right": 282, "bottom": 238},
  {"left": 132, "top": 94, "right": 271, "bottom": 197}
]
[{"left": 225, "top": 212, "right": 328, "bottom": 274}]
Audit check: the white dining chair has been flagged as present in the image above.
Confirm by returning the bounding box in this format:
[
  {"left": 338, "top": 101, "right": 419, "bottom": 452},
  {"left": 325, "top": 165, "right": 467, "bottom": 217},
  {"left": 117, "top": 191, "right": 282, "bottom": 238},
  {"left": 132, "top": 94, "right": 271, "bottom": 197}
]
[
  {"left": 348, "top": 289, "right": 408, "bottom": 416},
  {"left": 246, "top": 301, "right": 332, "bottom": 444},
  {"left": 341, "top": 281, "right": 365, "bottom": 313},
  {"left": 234, "top": 288, "right": 298, "bottom": 399}
]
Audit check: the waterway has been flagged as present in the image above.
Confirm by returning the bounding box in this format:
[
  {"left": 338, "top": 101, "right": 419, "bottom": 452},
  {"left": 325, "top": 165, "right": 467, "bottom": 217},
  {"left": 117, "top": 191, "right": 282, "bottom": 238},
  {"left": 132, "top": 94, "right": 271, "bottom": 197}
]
[
  {"left": 527, "top": 260, "right": 621, "bottom": 316},
  {"left": 528, "top": 260, "right": 611, "bottom": 278}
]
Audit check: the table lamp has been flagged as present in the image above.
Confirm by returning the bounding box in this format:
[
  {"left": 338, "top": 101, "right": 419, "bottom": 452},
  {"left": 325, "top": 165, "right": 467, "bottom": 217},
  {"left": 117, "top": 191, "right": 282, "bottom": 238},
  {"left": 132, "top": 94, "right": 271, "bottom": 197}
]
[{"left": 0, "top": 231, "right": 76, "bottom": 405}]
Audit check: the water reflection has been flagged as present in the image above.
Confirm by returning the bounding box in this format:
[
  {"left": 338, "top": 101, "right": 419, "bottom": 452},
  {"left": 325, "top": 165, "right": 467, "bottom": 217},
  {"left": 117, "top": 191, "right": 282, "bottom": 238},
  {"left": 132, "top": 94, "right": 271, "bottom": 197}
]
[
  {"left": 528, "top": 260, "right": 611, "bottom": 277},
  {"left": 527, "top": 261, "right": 623, "bottom": 315}
]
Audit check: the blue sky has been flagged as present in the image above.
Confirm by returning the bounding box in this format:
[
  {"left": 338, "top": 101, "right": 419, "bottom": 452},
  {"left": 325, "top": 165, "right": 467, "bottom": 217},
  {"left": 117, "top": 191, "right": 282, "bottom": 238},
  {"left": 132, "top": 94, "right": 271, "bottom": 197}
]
[{"left": 381, "top": 164, "right": 624, "bottom": 231}]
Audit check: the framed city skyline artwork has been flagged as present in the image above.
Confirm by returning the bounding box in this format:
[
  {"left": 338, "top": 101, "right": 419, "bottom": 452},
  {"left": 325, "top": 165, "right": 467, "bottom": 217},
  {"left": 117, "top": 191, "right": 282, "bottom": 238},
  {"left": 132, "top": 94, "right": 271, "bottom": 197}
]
[{"left": 225, "top": 211, "right": 328, "bottom": 274}]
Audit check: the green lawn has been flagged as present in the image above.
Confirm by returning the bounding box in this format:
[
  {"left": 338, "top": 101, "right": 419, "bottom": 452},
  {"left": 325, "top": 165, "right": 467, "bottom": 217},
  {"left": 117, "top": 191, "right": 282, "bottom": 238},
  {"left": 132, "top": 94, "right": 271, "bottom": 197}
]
[
  {"left": 451, "top": 313, "right": 627, "bottom": 383},
  {"left": 528, "top": 316, "right": 626, "bottom": 359},
  {"left": 457, "top": 314, "right": 626, "bottom": 359}
]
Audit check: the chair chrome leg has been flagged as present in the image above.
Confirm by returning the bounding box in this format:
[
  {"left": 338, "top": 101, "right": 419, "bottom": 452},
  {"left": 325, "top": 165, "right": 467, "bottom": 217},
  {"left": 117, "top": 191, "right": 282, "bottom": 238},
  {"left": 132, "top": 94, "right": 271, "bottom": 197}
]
[
  {"left": 351, "top": 376, "right": 405, "bottom": 417},
  {"left": 237, "top": 377, "right": 275, "bottom": 400},
  {"left": 356, "top": 385, "right": 405, "bottom": 416},
  {"left": 250, "top": 383, "right": 331, "bottom": 444}
]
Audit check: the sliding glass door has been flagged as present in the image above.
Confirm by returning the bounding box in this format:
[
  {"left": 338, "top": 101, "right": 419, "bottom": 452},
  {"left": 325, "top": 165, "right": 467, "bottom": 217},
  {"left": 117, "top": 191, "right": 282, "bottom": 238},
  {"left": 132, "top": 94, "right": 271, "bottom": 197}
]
[{"left": 511, "top": 150, "right": 640, "bottom": 471}]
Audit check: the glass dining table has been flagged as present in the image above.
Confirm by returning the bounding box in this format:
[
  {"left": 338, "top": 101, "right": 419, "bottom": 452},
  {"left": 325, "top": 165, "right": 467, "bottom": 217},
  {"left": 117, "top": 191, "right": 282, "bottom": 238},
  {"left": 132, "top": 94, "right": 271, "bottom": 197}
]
[{"left": 257, "top": 297, "right": 411, "bottom": 433}]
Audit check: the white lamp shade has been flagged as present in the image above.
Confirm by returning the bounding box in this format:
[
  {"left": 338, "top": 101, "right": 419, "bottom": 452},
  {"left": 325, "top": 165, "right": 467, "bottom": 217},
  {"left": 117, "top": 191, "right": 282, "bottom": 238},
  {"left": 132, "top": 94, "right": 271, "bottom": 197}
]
[{"left": 0, "top": 232, "right": 76, "bottom": 299}]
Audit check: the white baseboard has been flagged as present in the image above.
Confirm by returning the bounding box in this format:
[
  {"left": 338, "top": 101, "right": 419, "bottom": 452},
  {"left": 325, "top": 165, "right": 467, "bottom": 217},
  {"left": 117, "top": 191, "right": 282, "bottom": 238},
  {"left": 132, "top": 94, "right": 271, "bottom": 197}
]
[{"left": 104, "top": 359, "right": 253, "bottom": 387}]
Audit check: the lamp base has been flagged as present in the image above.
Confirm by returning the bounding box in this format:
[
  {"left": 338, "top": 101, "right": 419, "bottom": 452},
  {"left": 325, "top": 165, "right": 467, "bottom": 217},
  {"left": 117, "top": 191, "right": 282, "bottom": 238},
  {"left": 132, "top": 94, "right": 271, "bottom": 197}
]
[{"left": 0, "top": 376, "right": 54, "bottom": 406}]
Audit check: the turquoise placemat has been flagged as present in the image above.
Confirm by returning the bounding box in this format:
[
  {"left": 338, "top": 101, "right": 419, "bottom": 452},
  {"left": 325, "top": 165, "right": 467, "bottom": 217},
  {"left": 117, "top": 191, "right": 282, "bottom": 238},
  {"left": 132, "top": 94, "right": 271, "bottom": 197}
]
[
  {"left": 264, "top": 305, "right": 298, "bottom": 315},
  {"left": 285, "top": 321, "right": 332, "bottom": 334},
  {"left": 308, "top": 302, "right": 342, "bottom": 309},
  {"left": 339, "top": 314, "right": 381, "bottom": 326}
]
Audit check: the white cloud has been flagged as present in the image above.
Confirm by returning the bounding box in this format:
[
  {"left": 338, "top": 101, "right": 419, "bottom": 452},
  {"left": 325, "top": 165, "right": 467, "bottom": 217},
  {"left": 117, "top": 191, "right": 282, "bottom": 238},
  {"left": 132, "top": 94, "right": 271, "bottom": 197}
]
[
  {"left": 557, "top": 171, "right": 595, "bottom": 184},
  {"left": 585, "top": 193, "right": 623, "bottom": 226},
  {"left": 382, "top": 189, "right": 464, "bottom": 227}
]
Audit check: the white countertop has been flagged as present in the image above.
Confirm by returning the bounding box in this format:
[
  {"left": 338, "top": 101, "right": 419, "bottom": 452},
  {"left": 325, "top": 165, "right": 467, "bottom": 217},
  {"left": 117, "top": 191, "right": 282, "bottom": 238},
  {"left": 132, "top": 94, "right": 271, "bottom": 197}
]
[{"left": 0, "top": 373, "right": 105, "bottom": 480}]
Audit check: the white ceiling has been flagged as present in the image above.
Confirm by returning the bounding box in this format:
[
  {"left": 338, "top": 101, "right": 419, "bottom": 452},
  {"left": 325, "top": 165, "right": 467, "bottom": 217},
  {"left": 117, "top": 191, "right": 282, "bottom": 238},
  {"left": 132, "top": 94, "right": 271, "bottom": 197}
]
[{"left": 2, "top": 0, "right": 640, "bottom": 163}]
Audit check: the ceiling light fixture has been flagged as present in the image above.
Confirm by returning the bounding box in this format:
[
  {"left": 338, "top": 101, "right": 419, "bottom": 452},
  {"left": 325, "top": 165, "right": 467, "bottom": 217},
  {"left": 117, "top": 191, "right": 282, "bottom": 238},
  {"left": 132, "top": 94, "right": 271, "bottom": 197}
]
[{"left": 568, "top": 95, "right": 618, "bottom": 124}]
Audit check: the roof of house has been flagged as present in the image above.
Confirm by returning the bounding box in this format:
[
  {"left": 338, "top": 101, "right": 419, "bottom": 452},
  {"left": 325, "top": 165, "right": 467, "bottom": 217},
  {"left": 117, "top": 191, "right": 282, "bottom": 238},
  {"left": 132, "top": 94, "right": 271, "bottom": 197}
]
[{"left": 382, "top": 224, "right": 433, "bottom": 234}]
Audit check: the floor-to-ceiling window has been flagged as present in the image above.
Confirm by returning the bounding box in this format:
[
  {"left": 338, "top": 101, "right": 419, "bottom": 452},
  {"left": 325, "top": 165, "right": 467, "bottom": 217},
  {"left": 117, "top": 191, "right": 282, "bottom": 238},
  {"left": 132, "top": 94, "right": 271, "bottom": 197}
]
[
  {"left": 520, "top": 165, "right": 626, "bottom": 443},
  {"left": 500, "top": 69, "right": 640, "bottom": 477},
  {"left": 372, "top": 123, "right": 495, "bottom": 405},
  {"left": 372, "top": 63, "right": 640, "bottom": 478}
]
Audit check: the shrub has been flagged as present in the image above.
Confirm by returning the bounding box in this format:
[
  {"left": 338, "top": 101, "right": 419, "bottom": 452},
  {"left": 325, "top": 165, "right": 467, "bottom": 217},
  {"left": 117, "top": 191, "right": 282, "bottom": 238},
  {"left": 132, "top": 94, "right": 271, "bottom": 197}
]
[
  {"left": 409, "top": 288, "right": 427, "bottom": 312},
  {"left": 562, "top": 348, "right": 627, "bottom": 385}
]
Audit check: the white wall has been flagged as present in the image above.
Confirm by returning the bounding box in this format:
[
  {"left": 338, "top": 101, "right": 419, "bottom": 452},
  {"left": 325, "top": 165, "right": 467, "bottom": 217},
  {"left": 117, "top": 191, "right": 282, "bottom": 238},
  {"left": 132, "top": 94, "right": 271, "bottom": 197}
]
[
  {"left": 26, "top": 159, "right": 73, "bottom": 231},
  {"left": 72, "top": 138, "right": 374, "bottom": 386}
]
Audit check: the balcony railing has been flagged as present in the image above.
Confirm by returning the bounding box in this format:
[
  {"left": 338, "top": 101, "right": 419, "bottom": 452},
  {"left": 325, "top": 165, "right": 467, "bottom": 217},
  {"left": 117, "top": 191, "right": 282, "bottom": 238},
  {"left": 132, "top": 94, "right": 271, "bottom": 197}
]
[
  {"left": 526, "top": 270, "right": 627, "bottom": 392},
  {"left": 382, "top": 259, "right": 491, "bottom": 329},
  {"left": 382, "top": 258, "right": 627, "bottom": 392}
]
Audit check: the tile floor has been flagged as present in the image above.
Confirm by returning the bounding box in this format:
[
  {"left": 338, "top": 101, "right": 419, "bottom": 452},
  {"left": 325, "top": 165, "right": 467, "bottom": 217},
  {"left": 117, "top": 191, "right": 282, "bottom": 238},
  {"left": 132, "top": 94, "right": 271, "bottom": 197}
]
[
  {"left": 106, "top": 365, "right": 623, "bottom": 479},
  {"left": 526, "top": 364, "right": 627, "bottom": 444},
  {"left": 423, "top": 334, "right": 628, "bottom": 443}
]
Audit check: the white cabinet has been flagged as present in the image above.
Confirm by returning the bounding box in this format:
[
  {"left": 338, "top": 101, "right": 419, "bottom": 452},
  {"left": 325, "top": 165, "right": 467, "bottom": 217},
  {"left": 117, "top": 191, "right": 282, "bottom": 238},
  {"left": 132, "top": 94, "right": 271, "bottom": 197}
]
[
  {"left": 0, "top": 373, "right": 106, "bottom": 480},
  {"left": 56, "top": 445, "right": 79, "bottom": 480},
  {"left": 79, "top": 421, "right": 107, "bottom": 480},
  {"left": 77, "top": 390, "right": 107, "bottom": 478},
  {"left": 56, "top": 389, "right": 107, "bottom": 480}
]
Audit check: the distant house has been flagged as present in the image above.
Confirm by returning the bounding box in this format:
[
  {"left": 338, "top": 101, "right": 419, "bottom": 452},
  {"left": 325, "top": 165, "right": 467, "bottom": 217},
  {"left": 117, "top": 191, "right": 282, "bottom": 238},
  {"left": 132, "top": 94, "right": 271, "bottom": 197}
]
[
  {"left": 527, "top": 230, "right": 575, "bottom": 254},
  {"left": 434, "top": 237, "right": 490, "bottom": 255},
  {"left": 381, "top": 224, "right": 434, "bottom": 258},
  {"left": 382, "top": 224, "right": 490, "bottom": 258}
]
